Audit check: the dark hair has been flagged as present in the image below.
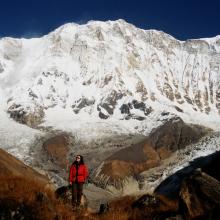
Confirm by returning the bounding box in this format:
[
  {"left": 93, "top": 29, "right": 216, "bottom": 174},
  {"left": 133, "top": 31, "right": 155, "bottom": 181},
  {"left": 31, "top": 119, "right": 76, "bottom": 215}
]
[{"left": 73, "top": 155, "right": 84, "bottom": 165}]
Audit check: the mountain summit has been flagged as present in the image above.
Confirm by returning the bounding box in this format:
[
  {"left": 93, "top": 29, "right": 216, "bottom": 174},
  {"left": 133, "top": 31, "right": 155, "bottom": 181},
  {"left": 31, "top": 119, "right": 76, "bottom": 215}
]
[{"left": 0, "top": 19, "right": 220, "bottom": 134}]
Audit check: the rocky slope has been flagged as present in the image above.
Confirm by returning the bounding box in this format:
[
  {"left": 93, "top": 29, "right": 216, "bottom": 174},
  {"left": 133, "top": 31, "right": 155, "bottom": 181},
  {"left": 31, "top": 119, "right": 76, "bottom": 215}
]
[
  {"left": 0, "top": 148, "right": 75, "bottom": 220},
  {"left": 93, "top": 151, "right": 220, "bottom": 220},
  {"left": 92, "top": 116, "right": 211, "bottom": 189},
  {"left": 0, "top": 147, "right": 49, "bottom": 184}
]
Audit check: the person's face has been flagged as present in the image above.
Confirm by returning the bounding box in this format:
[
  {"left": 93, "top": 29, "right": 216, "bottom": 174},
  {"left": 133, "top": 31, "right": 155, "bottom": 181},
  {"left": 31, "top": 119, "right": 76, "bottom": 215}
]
[{"left": 76, "top": 156, "right": 81, "bottom": 162}]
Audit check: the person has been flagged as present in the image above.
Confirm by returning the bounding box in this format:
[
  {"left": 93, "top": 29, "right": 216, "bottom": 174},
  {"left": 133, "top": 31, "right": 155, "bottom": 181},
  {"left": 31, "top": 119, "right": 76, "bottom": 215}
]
[{"left": 69, "top": 155, "right": 88, "bottom": 208}]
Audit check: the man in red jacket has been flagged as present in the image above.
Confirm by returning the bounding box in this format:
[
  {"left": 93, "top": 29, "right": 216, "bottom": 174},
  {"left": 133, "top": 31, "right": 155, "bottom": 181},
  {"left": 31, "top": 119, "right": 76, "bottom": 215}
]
[{"left": 69, "top": 155, "right": 88, "bottom": 208}]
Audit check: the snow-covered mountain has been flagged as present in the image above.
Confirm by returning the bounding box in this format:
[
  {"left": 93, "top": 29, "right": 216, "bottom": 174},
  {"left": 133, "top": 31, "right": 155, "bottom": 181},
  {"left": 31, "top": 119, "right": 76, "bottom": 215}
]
[
  {"left": 1, "top": 19, "right": 220, "bottom": 196},
  {"left": 0, "top": 19, "right": 220, "bottom": 136}
]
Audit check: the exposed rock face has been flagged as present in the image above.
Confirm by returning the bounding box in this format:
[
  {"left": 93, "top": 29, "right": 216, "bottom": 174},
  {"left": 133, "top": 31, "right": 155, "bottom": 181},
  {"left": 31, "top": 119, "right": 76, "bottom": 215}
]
[
  {"left": 154, "top": 150, "right": 220, "bottom": 198},
  {"left": 148, "top": 115, "right": 210, "bottom": 159},
  {"left": 170, "top": 170, "right": 220, "bottom": 219},
  {"left": 72, "top": 96, "right": 95, "bottom": 114},
  {"left": 0, "top": 62, "right": 4, "bottom": 73},
  {"left": 179, "top": 172, "right": 219, "bottom": 219},
  {"left": 119, "top": 100, "right": 153, "bottom": 120},
  {"left": 93, "top": 152, "right": 220, "bottom": 220},
  {"left": 130, "top": 170, "right": 220, "bottom": 220},
  {"left": 42, "top": 134, "right": 70, "bottom": 169},
  {"left": 98, "top": 90, "right": 125, "bottom": 119},
  {"left": 131, "top": 194, "right": 179, "bottom": 220},
  {"left": 7, "top": 103, "right": 44, "bottom": 128},
  {"left": 104, "top": 151, "right": 220, "bottom": 220},
  {"left": 92, "top": 116, "right": 211, "bottom": 189}
]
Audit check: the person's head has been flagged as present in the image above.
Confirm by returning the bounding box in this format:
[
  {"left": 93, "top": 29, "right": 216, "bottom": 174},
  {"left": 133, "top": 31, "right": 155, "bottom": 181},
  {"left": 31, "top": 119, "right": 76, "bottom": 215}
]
[{"left": 74, "top": 155, "right": 84, "bottom": 164}]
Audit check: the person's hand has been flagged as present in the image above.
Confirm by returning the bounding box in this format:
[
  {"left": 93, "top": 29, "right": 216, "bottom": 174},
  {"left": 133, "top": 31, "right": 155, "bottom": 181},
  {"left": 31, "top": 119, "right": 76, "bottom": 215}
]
[{"left": 69, "top": 182, "right": 72, "bottom": 185}]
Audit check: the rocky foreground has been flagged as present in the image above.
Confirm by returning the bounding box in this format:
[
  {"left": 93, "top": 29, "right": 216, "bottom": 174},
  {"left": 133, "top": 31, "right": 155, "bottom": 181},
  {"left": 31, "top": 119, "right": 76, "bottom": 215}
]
[{"left": 1, "top": 146, "right": 220, "bottom": 220}]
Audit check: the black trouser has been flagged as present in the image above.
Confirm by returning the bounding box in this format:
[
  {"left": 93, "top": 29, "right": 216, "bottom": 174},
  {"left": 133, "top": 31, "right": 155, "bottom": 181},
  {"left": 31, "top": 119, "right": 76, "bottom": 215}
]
[{"left": 71, "top": 182, "right": 83, "bottom": 206}]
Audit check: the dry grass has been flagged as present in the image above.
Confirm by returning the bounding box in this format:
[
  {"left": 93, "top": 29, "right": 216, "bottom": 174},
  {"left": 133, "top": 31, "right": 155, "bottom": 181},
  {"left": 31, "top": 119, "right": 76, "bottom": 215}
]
[
  {"left": 0, "top": 175, "right": 178, "bottom": 220},
  {"left": 0, "top": 175, "right": 74, "bottom": 220},
  {"left": 77, "top": 211, "right": 129, "bottom": 220},
  {"left": 0, "top": 172, "right": 135, "bottom": 220},
  {"left": 76, "top": 196, "right": 135, "bottom": 220},
  {"left": 73, "top": 193, "right": 178, "bottom": 220},
  {"left": 96, "top": 210, "right": 129, "bottom": 220}
]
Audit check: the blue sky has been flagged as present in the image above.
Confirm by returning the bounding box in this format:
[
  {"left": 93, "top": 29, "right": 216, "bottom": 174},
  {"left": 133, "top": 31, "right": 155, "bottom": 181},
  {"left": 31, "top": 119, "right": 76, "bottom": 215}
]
[{"left": 0, "top": 0, "right": 219, "bottom": 40}]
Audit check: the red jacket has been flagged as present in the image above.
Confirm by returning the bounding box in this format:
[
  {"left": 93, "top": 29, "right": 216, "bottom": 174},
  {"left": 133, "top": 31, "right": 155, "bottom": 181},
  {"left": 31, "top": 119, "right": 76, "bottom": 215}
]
[{"left": 69, "top": 163, "right": 88, "bottom": 183}]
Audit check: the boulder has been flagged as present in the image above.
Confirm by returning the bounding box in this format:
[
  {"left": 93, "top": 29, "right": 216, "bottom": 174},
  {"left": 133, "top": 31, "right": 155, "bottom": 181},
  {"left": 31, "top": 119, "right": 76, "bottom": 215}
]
[
  {"left": 179, "top": 170, "right": 220, "bottom": 219},
  {"left": 131, "top": 167, "right": 220, "bottom": 219}
]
